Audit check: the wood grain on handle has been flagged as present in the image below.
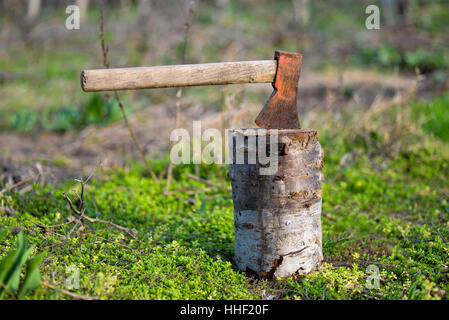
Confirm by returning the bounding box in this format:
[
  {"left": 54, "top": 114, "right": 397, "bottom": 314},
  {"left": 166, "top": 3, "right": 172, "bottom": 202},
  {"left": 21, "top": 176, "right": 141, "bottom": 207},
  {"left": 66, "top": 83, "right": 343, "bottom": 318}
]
[{"left": 81, "top": 60, "right": 277, "bottom": 92}]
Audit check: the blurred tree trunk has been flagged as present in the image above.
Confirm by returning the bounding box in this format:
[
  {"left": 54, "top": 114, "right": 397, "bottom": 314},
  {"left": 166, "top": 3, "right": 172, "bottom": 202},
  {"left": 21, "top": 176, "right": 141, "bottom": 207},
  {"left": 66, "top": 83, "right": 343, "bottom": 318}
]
[
  {"left": 138, "top": 0, "right": 152, "bottom": 15},
  {"left": 136, "top": 0, "right": 152, "bottom": 55},
  {"left": 382, "top": 0, "right": 410, "bottom": 27},
  {"left": 216, "top": 0, "right": 229, "bottom": 24},
  {"left": 77, "top": 0, "right": 90, "bottom": 23},
  {"left": 396, "top": 0, "right": 409, "bottom": 26},
  {"left": 382, "top": 0, "right": 394, "bottom": 26},
  {"left": 293, "top": 0, "right": 310, "bottom": 27},
  {"left": 120, "top": 0, "right": 133, "bottom": 8},
  {"left": 26, "top": 0, "right": 41, "bottom": 24}
]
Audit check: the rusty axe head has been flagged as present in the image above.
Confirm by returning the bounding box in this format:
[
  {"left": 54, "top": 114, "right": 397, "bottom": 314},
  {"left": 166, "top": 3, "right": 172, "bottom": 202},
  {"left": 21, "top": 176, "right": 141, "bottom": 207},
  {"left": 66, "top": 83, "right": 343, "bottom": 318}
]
[{"left": 255, "top": 51, "right": 302, "bottom": 129}]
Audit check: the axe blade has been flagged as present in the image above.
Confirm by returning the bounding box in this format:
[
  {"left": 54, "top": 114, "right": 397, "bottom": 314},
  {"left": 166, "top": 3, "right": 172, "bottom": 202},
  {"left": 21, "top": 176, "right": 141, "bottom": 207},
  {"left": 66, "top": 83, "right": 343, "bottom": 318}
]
[{"left": 255, "top": 51, "right": 302, "bottom": 129}]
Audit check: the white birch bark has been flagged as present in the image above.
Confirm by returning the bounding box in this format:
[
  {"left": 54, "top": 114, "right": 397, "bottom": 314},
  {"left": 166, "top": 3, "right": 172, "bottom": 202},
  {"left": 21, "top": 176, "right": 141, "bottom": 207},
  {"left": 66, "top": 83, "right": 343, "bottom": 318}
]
[
  {"left": 228, "top": 128, "right": 324, "bottom": 278},
  {"left": 26, "top": 0, "right": 41, "bottom": 23},
  {"left": 76, "top": 0, "right": 90, "bottom": 23}
]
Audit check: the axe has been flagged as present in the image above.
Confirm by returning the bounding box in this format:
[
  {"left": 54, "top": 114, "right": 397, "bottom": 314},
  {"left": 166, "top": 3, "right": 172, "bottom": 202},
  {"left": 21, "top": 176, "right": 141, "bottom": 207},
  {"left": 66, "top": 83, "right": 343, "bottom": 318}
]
[{"left": 81, "top": 50, "right": 302, "bottom": 129}]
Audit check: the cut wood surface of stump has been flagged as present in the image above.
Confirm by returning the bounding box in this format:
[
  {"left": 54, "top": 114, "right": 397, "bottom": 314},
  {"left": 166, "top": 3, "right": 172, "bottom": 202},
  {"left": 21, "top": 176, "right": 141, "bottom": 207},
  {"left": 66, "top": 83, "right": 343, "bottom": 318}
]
[{"left": 228, "top": 128, "right": 324, "bottom": 278}]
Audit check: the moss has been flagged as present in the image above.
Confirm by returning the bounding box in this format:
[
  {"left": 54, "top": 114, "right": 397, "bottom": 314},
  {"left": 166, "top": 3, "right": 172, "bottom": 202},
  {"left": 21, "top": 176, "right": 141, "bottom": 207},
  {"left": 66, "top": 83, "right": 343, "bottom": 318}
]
[
  {"left": 1, "top": 112, "right": 448, "bottom": 299},
  {"left": 1, "top": 0, "right": 449, "bottom": 298},
  {"left": 1, "top": 95, "right": 449, "bottom": 299}
]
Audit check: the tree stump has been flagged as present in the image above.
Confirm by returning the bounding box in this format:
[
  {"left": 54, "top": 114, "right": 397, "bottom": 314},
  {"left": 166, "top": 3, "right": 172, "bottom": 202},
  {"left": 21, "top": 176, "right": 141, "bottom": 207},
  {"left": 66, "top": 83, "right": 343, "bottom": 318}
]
[{"left": 228, "top": 128, "right": 324, "bottom": 278}]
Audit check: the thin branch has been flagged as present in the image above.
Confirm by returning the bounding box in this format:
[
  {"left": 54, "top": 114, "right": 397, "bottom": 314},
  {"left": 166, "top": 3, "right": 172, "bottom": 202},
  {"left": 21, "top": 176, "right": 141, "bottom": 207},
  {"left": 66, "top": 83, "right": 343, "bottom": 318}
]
[
  {"left": 165, "top": 0, "right": 195, "bottom": 194},
  {"left": 84, "top": 162, "right": 101, "bottom": 184},
  {"left": 62, "top": 189, "right": 137, "bottom": 240},
  {"left": 62, "top": 192, "right": 81, "bottom": 215},
  {"left": 185, "top": 173, "right": 231, "bottom": 191},
  {"left": 66, "top": 219, "right": 82, "bottom": 239},
  {"left": 430, "top": 221, "right": 447, "bottom": 243},
  {"left": 0, "top": 178, "right": 31, "bottom": 196},
  {"left": 0, "top": 282, "right": 17, "bottom": 299},
  {"left": 99, "top": 9, "right": 159, "bottom": 183},
  {"left": 80, "top": 214, "right": 138, "bottom": 240},
  {"left": 0, "top": 172, "right": 51, "bottom": 196},
  {"left": 41, "top": 281, "right": 100, "bottom": 300},
  {"left": 35, "top": 220, "right": 75, "bottom": 230},
  {"left": 62, "top": 170, "right": 138, "bottom": 241},
  {"left": 99, "top": 11, "right": 109, "bottom": 69},
  {"left": 93, "top": 235, "right": 134, "bottom": 250}
]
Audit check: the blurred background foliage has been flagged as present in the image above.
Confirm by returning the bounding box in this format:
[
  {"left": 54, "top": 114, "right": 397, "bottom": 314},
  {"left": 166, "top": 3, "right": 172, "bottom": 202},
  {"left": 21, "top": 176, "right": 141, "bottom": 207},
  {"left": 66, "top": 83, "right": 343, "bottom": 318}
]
[{"left": 0, "top": 0, "right": 447, "bottom": 133}]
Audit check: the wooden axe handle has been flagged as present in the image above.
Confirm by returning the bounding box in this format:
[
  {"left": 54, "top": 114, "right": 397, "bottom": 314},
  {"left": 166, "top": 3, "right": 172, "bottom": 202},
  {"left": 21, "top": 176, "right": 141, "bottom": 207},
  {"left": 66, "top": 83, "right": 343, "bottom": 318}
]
[{"left": 81, "top": 60, "right": 277, "bottom": 92}]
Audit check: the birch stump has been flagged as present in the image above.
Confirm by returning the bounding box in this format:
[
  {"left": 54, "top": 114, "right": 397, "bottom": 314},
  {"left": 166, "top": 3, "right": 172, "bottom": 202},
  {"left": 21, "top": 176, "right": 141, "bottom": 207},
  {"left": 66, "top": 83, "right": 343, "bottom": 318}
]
[{"left": 228, "top": 128, "right": 324, "bottom": 278}]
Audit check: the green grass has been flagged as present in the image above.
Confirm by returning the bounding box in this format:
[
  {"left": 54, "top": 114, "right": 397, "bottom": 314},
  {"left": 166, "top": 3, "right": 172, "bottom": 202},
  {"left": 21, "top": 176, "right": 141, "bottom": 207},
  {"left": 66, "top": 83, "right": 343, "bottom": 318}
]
[
  {"left": 353, "top": 45, "right": 449, "bottom": 73},
  {"left": 412, "top": 93, "right": 449, "bottom": 142},
  {"left": 1, "top": 94, "right": 449, "bottom": 299},
  {"left": 0, "top": 165, "right": 261, "bottom": 299},
  {"left": 1, "top": 2, "right": 449, "bottom": 300},
  {"left": 2, "top": 94, "right": 124, "bottom": 133}
]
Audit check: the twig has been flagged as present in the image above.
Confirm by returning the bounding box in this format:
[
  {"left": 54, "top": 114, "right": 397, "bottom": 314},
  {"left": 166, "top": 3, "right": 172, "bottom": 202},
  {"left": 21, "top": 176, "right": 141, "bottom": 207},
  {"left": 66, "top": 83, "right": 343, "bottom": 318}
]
[
  {"left": 165, "top": 0, "right": 195, "bottom": 195},
  {"left": 61, "top": 164, "right": 138, "bottom": 240},
  {"left": 0, "top": 178, "right": 32, "bottom": 196},
  {"left": 84, "top": 161, "right": 102, "bottom": 185},
  {"left": 62, "top": 192, "right": 81, "bottom": 215},
  {"left": 80, "top": 214, "right": 137, "bottom": 240},
  {"left": 0, "top": 282, "right": 17, "bottom": 299},
  {"left": 158, "top": 169, "right": 166, "bottom": 181},
  {"left": 0, "top": 172, "right": 52, "bottom": 197},
  {"left": 41, "top": 281, "right": 100, "bottom": 300},
  {"left": 185, "top": 172, "right": 231, "bottom": 191},
  {"left": 35, "top": 220, "right": 75, "bottom": 230},
  {"left": 430, "top": 221, "right": 448, "bottom": 243},
  {"left": 62, "top": 190, "right": 137, "bottom": 240},
  {"left": 99, "top": 9, "right": 159, "bottom": 183},
  {"left": 394, "top": 220, "right": 435, "bottom": 243},
  {"left": 66, "top": 219, "right": 82, "bottom": 239},
  {"left": 356, "top": 76, "right": 419, "bottom": 131},
  {"left": 405, "top": 237, "right": 434, "bottom": 243},
  {"left": 93, "top": 235, "right": 134, "bottom": 250}
]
